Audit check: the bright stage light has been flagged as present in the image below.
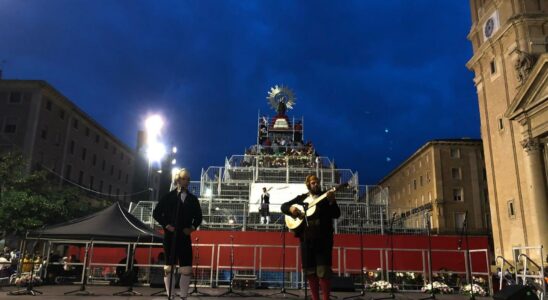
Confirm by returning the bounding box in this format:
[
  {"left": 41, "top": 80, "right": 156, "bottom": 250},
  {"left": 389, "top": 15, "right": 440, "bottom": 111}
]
[{"left": 147, "top": 142, "right": 166, "bottom": 163}]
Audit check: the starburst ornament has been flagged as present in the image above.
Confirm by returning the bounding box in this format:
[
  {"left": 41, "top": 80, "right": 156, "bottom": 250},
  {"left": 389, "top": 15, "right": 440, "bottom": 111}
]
[{"left": 267, "top": 85, "right": 296, "bottom": 115}]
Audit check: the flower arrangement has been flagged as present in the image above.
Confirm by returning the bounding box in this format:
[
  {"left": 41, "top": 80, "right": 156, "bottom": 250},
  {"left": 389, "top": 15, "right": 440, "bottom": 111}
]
[
  {"left": 14, "top": 274, "right": 42, "bottom": 286},
  {"left": 421, "top": 281, "right": 453, "bottom": 294},
  {"left": 366, "top": 280, "right": 399, "bottom": 292},
  {"left": 461, "top": 283, "right": 488, "bottom": 296}
]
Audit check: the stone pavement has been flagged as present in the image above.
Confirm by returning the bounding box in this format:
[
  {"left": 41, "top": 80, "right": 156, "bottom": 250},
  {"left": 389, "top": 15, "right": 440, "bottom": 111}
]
[{"left": 0, "top": 285, "right": 495, "bottom": 300}]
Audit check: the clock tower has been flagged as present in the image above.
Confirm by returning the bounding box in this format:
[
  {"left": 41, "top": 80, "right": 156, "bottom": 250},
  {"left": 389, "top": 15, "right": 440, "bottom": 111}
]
[{"left": 466, "top": 1, "right": 548, "bottom": 264}]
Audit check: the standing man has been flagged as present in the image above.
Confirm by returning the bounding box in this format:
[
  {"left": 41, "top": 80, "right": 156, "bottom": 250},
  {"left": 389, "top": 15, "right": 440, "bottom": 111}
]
[
  {"left": 260, "top": 187, "right": 271, "bottom": 224},
  {"left": 281, "top": 175, "right": 339, "bottom": 300},
  {"left": 153, "top": 169, "right": 202, "bottom": 300}
]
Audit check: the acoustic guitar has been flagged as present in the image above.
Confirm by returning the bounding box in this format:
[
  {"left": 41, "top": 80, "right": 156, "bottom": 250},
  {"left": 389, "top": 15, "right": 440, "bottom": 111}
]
[{"left": 285, "top": 182, "right": 349, "bottom": 232}]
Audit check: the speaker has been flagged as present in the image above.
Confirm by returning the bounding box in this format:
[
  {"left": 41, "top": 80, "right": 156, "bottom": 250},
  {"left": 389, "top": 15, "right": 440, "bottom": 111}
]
[
  {"left": 330, "top": 276, "right": 355, "bottom": 292},
  {"left": 493, "top": 285, "right": 539, "bottom": 300}
]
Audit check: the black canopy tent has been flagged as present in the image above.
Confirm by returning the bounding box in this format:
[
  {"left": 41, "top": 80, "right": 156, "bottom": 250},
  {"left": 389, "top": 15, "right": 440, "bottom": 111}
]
[
  {"left": 23, "top": 202, "right": 163, "bottom": 286},
  {"left": 27, "top": 202, "right": 162, "bottom": 242}
]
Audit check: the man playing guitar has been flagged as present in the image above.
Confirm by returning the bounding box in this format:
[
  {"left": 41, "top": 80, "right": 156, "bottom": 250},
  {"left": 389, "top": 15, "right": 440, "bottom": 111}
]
[{"left": 281, "top": 175, "right": 340, "bottom": 300}]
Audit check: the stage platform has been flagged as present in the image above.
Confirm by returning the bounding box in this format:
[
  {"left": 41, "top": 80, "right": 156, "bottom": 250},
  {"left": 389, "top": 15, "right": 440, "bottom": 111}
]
[{"left": 0, "top": 285, "right": 493, "bottom": 299}]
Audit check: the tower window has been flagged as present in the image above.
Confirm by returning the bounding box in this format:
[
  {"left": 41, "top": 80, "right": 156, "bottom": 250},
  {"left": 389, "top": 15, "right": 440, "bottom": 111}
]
[
  {"left": 490, "top": 60, "right": 496, "bottom": 74},
  {"left": 507, "top": 200, "right": 515, "bottom": 218},
  {"left": 497, "top": 117, "right": 504, "bottom": 131}
]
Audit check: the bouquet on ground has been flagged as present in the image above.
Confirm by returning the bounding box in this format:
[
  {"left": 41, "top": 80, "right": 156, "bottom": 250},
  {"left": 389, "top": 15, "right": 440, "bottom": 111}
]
[
  {"left": 461, "top": 283, "right": 488, "bottom": 296},
  {"left": 421, "top": 281, "right": 453, "bottom": 294},
  {"left": 366, "top": 280, "right": 399, "bottom": 292}
]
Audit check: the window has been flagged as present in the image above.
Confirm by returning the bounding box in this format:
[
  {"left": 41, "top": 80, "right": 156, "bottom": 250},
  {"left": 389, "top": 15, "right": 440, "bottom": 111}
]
[
  {"left": 497, "top": 117, "right": 504, "bottom": 131},
  {"left": 99, "top": 180, "right": 103, "bottom": 192},
  {"left": 9, "top": 92, "right": 22, "bottom": 104},
  {"left": 41, "top": 126, "right": 48, "bottom": 140},
  {"left": 453, "top": 188, "right": 463, "bottom": 201},
  {"left": 490, "top": 59, "right": 496, "bottom": 74},
  {"left": 507, "top": 200, "right": 516, "bottom": 218},
  {"left": 413, "top": 179, "right": 417, "bottom": 190},
  {"left": 104, "top": 141, "right": 109, "bottom": 149},
  {"left": 85, "top": 127, "right": 90, "bottom": 137},
  {"left": 78, "top": 171, "right": 84, "bottom": 185},
  {"left": 112, "top": 147, "right": 117, "bottom": 155},
  {"left": 118, "top": 170, "right": 121, "bottom": 180},
  {"left": 65, "top": 165, "right": 72, "bottom": 180},
  {"left": 450, "top": 148, "right": 461, "bottom": 158},
  {"left": 426, "top": 172, "right": 431, "bottom": 182},
  {"left": 455, "top": 212, "right": 466, "bottom": 231},
  {"left": 45, "top": 99, "right": 52, "bottom": 111},
  {"left": 108, "top": 185, "right": 112, "bottom": 195},
  {"left": 95, "top": 134, "right": 100, "bottom": 143},
  {"left": 120, "top": 152, "right": 124, "bottom": 160},
  {"left": 69, "top": 140, "right": 75, "bottom": 154},
  {"left": 452, "top": 168, "right": 462, "bottom": 180},
  {"left": 3, "top": 120, "right": 17, "bottom": 133},
  {"left": 59, "top": 109, "right": 65, "bottom": 120},
  {"left": 92, "top": 154, "right": 97, "bottom": 166},
  {"left": 102, "top": 160, "right": 106, "bottom": 171},
  {"left": 81, "top": 148, "right": 87, "bottom": 160},
  {"left": 420, "top": 176, "right": 423, "bottom": 186},
  {"left": 72, "top": 119, "right": 78, "bottom": 129},
  {"left": 110, "top": 165, "right": 114, "bottom": 175},
  {"left": 89, "top": 176, "right": 94, "bottom": 189},
  {"left": 408, "top": 183, "right": 411, "bottom": 194},
  {"left": 125, "top": 174, "right": 129, "bottom": 184}
]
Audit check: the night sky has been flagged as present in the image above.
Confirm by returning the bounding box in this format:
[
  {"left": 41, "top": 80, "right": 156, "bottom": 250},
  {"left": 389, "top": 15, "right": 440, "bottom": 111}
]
[{"left": 0, "top": 1, "right": 480, "bottom": 185}]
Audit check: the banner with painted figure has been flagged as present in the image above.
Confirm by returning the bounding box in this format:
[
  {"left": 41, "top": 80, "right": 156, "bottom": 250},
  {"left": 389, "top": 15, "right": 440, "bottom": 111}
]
[{"left": 249, "top": 183, "right": 308, "bottom": 215}]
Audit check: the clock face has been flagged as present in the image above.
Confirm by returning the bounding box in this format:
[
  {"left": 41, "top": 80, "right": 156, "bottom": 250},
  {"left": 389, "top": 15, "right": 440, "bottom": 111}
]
[{"left": 484, "top": 18, "right": 495, "bottom": 38}]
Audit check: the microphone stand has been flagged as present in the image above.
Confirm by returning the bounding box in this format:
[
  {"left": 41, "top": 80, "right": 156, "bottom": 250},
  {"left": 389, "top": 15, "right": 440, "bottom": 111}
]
[
  {"left": 344, "top": 208, "right": 367, "bottom": 300},
  {"left": 65, "top": 240, "right": 94, "bottom": 296},
  {"left": 166, "top": 191, "right": 183, "bottom": 300},
  {"left": 9, "top": 234, "right": 43, "bottom": 296},
  {"left": 373, "top": 212, "right": 396, "bottom": 300},
  {"left": 420, "top": 213, "right": 435, "bottom": 300},
  {"left": 218, "top": 235, "right": 246, "bottom": 297},
  {"left": 189, "top": 237, "right": 210, "bottom": 296},
  {"left": 268, "top": 219, "right": 299, "bottom": 298},
  {"left": 459, "top": 211, "right": 475, "bottom": 300},
  {"left": 113, "top": 235, "right": 142, "bottom": 296}
]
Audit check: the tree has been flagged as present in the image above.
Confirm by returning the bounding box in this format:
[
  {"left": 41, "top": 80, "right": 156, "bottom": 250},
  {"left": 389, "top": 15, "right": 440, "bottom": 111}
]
[{"left": 0, "top": 152, "right": 103, "bottom": 238}]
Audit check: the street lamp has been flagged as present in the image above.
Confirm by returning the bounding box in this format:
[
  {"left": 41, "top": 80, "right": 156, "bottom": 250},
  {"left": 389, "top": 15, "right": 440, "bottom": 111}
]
[{"left": 144, "top": 114, "right": 166, "bottom": 201}]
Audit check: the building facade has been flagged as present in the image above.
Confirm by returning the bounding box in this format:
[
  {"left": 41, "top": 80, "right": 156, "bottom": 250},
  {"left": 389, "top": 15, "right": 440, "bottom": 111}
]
[
  {"left": 0, "top": 80, "right": 135, "bottom": 203},
  {"left": 466, "top": 0, "right": 547, "bottom": 263},
  {"left": 378, "top": 139, "right": 490, "bottom": 235}
]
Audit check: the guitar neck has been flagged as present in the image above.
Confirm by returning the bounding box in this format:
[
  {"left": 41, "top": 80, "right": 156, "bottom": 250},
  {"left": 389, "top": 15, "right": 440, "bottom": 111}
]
[{"left": 307, "top": 189, "right": 333, "bottom": 209}]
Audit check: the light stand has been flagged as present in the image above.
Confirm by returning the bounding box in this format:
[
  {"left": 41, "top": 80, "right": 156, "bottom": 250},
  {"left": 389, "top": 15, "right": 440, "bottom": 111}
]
[
  {"left": 268, "top": 220, "right": 299, "bottom": 298},
  {"left": 218, "top": 235, "right": 246, "bottom": 297},
  {"left": 420, "top": 213, "right": 435, "bottom": 300},
  {"left": 372, "top": 212, "right": 396, "bottom": 300},
  {"left": 188, "top": 237, "right": 211, "bottom": 296},
  {"left": 113, "top": 236, "right": 142, "bottom": 296},
  {"left": 64, "top": 240, "right": 94, "bottom": 296},
  {"left": 459, "top": 211, "right": 475, "bottom": 300},
  {"left": 9, "top": 236, "right": 43, "bottom": 296},
  {"left": 344, "top": 208, "right": 367, "bottom": 300}
]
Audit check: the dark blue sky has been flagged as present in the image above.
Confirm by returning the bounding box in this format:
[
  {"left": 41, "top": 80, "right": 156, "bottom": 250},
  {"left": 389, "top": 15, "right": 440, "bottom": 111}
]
[{"left": 0, "top": 1, "right": 480, "bottom": 184}]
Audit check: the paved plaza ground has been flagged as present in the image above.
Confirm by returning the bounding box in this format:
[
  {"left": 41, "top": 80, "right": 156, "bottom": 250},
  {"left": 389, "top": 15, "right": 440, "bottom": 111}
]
[{"left": 0, "top": 285, "right": 494, "bottom": 300}]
